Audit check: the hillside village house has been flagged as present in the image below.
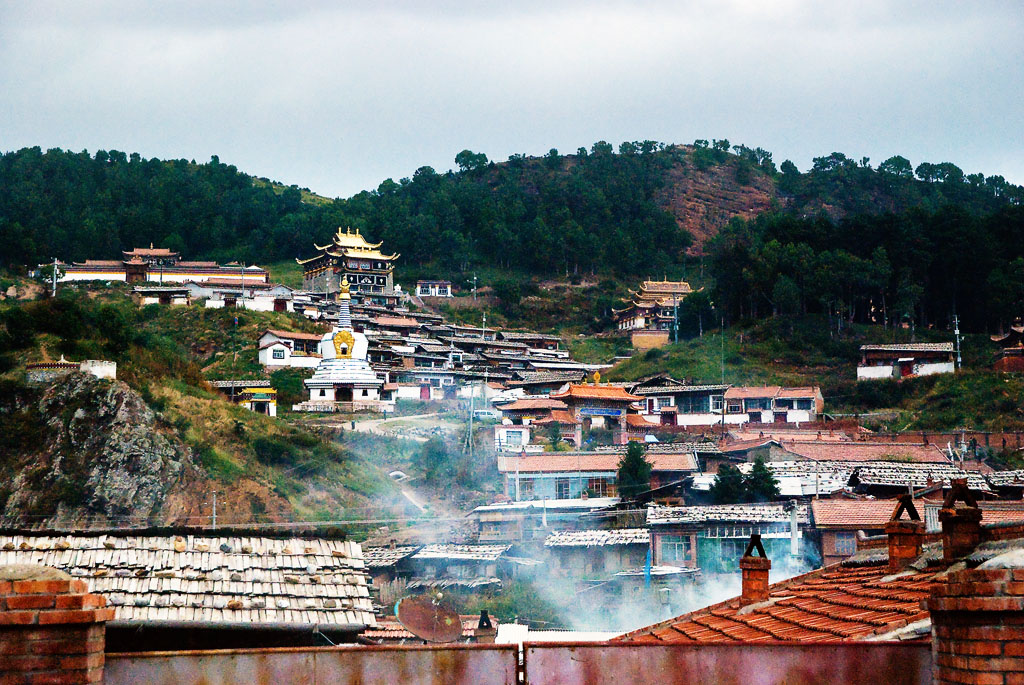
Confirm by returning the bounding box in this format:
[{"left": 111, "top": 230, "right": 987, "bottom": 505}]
[
  {"left": 51, "top": 246, "right": 269, "bottom": 285},
  {"left": 471, "top": 498, "right": 621, "bottom": 543},
  {"left": 613, "top": 279, "right": 695, "bottom": 349},
  {"left": 647, "top": 503, "right": 810, "bottom": 574},
  {"left": 297, "top": 227, "right": 399, "bottom": 306},
  {"left": 258, "top": 329, "right": 323, "bottom": 369},
  {"left": 723, "top": 385, "right": 823, "bottom": 424},
  {"left": 415, "top": 279, "right": 452, "bottom": 297},
  {"left": 25, "top": 357, "right": 116, "bottom": 384},
  {"left": 630, "top": 375, "right": 729, "bottom": 427},
  {"left": 497, "top": 448, "right": 699, "bottom": 500},
  {"left": 857, "top": 342, "right": 955, "bottom": 379},
  {"left": 544, "top": 528, "right": 650, "bottom": 578}
]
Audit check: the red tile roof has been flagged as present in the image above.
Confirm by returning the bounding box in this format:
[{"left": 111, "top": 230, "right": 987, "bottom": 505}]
[
  {"left": 533, "top": 410, "right": 580, "bottom": 426},
  {"left": 497, "top": 451, "right": 698, "bottom": 474},
  {"left": 616, "top": 563, "right": 944, "bottom": 644},
  {"left": 550, "top": 385, "right": 642, "bottom": 401},
  {"left": 724, "top": 386, "right": 782, "bottom": 400},
  {"left": 626, "top": 414, "right": 659, "bottom": 428},
  {"left": 781, "top": 442, "right": 950, "bottom": 464},
  {"left": 811, "top": 499, "right": 921, "bottom": 529}
]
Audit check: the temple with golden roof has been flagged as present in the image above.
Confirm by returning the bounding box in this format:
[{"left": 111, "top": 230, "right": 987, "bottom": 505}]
[
  {"left": 297, "top": 227, "right": 399, "bottom": 304},
  {"left": 613, "top": 280, "right": 695, "bottom": 332}
]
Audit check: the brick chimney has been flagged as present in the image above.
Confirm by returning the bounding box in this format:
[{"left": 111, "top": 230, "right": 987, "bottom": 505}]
[
  {"left": 739, "top": 534, "right": 771, "bottom": 605},
  {"left": 885, "top": 494, "right": 924, "bottom": 573},
  {"left": 928, "top": 561, "right": 1024, "bottom": 685},
  {"left": 0, "top": 567, "right": 113, "bottom": 684},
  {"left": 939, "top": 479, "right": 983, "bottom": 563}
]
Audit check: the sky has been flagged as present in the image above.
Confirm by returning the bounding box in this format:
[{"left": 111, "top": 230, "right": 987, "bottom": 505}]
[{"left": 1, "top": 1, "right": 1022, "bottom": 198}]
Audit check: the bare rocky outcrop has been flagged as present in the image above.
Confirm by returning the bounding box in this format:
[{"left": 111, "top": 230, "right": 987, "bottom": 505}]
[{"left": 0, "top": 373, "right": 194, "bottom": 528}]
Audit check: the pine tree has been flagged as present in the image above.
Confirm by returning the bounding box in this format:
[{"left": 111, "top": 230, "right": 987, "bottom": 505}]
[
  {"left": 745, "top": 457, "right": 781, "bottom": 502},
  {"left": 617, "top": 442, "right": 653, "bottom": 500},
  {"left": 710, "top": 464, "right": 746, "bottom": 504}
]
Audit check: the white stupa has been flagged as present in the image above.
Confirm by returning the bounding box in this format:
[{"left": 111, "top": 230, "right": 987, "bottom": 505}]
[{"left": 294, "top": 282, "right": 395, "bottom": 412}]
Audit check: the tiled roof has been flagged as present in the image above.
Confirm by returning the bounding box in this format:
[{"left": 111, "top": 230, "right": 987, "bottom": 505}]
[
  {"left": 508, "top": 371, "right": 586, "bottom": 385},
  {"left": 647, "top": 503, "right": 809, "bottom": 525},
  {"left": 497, "top": 451, "right": 698, "bottom": 474},
  {"left": 811, "top": 499, "right": 920, "bottom": 528},
  {"left": 860, "top": 343, "right": 954, "bottom": 352},
  {"left": 987, "top": 470, "right": 1024, "bottom": 486},
  {"left": 593, "top": 442, "right": 721, "bottom": 455},
  {"left": 497, "top": 398, "right": 568, "bottom": 411},
  {"left": 361, "top": 545, "right": 420, "bottom": 568},
  {"left": 412, "top": 544, "right": 511, "bottom": 562},
  {"left": 616, "top": 562, "right": 943, "bottom": 644},
  {"left": 780, "top": 442, "right": 950, "bottom": 464},
  {"left": 724, "top": 386, "right": 782, "bottom": 399},
  {"left": 550, "top": 385, "right": 642, "bottom": 401},
  {"left": 373, "top": 316, "right": 420, "bottom": 327},
  {"left": 776, "top": 386, "right": 821, "bottom": 399},
  {"left": 631, "top": 384, "right": 729, "bottom": 395},
  {"left": 0, "top": 533, "right": 374, "bottom": 629},
  {"left": 263, "top": 328, "right": 323, "bottom": 342},
  {"left": 544, "top": 528, "right": 649, "bottom": 548},
  {"left": 853, "top": 464, "right": 989, "bottom": 491},
  {"left": 209, "top": 379, "right": 273, "bottom": 388},
  {"left": 532, "top": 409, "right": 580, "bottom": 425},
  {"left": 626, "top": 414, "right": 658, "bottom": 428},
  {"left": 498, "top": 331, "right": 562, "bottom": 342},
  {"left": 729, "top": 430, "right": 850, "bottom": 443}
]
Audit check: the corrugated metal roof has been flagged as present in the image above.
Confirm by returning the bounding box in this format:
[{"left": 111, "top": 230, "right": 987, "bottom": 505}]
[
  {"left": 413, "top": 544, "right": 511, "bottom": 562},
  {"left": 0, "top": 533, "right": 374, "bottom": 629}
]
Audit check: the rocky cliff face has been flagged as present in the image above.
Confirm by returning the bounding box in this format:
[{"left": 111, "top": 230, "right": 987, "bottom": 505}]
[{"left": 0, "top": 373, "right": 195, "bottom": 527}]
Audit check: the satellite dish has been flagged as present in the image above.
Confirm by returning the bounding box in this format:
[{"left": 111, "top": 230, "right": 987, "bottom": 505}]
[{"left": 395, "top": 595, "right": 463, "bottom": 643}]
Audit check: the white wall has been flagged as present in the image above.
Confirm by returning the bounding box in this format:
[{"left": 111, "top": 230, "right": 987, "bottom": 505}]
[
  {"left": 857, "top": 361, "right": 954, "bottom": 380},
  {"left": 79, "top": 360, "right": 116, "bottom": 379},
  {"left": 258, "top": 343, "right": 321, "bottom": 369}
]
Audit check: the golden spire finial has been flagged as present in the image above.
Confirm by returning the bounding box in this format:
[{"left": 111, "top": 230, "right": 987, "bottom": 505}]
[
  {"left": 338, "top": 279, "right": 351, "bottom": 300},
  {"left": 593, "top": 370, "right": 601, "bottom": 385}
]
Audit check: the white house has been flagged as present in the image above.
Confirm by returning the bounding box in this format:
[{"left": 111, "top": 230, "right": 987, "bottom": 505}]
[
  {"left": 416, "top": 280, "right": 453, "bottom": 298},
  {"left": 857, "top": 343, "right": 955, "bottom": 380},
  {"left": 257, "top": 329, "right": 324, "bottom": 369},
  {"left": 722, "top": 386, "right": 824, "bottom": 425}
]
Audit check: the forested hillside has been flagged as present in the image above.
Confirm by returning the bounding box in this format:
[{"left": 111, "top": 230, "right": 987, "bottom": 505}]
[{"left": 1, "top": 142, "right": 1022, "bottom": 331}]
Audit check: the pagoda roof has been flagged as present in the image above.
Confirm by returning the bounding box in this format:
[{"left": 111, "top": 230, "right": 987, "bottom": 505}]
[
  {"left": 315, "top": 227, "right": 383, "bottom": 251},
  {"left": 550, "top": 384, "right": 642, "bottom": 402}
]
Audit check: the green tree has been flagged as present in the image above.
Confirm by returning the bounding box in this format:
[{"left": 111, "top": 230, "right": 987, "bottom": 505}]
[
  {"left": 413, "top": 437, "right": 449, "bottom": 484},
  {"left": 744, "top": 457, "right": 780, "bottom": 502},
  {"left": 617, "top": 442, "right": 652, "bottom": 500},
  {"left": 709, "top": 464, "right": 746, "bottom": 504},
  {"left": 879, "top": 155, "right": 913, "bottom": 178}
]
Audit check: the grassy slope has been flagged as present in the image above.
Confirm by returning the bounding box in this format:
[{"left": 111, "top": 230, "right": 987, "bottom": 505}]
[
  {"left": 0, "top": 289, "right": 401, "bottom": 521},
  {"left": 606, "top": 316, "right": 1024, "bottom": 431}
]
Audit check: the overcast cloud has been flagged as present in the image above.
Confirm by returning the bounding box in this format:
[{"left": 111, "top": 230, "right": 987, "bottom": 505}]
[{"left": 1, "top": 1, "right": 1021, "bottom": 197}]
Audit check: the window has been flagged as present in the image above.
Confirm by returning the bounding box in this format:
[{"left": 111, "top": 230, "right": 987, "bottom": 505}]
[
  {"left": 505, "top": 431, "right": 523, "bottom": 447},
  {"left": 745, "top": 398, "right": 772, "bottom": 411},
  {"left": 587, "top": 477, "right": 614, "bottom": 497},
  {"left": 727, "top": 401, "right": 743, "bottom": 414},
  {"left": 834, "top": 531, "right": 857, "bottom": 556},
  {"left": 555, "top": 478, "right": 572, "bottom": 499},
  {"left": 711, "top": 395, "right": 724, "bottom": 412},
  {"left": 272, "top": 348, "right": 285, "bottom": 360},
  {"left": 519, "top": 479, "right": 535, "bottom": 499},
  {"left": 660, "top": 534, "right": 691, "bottom": 563},
  {"left": 795, "top": 399, "right": 813, "bottom": 411}
]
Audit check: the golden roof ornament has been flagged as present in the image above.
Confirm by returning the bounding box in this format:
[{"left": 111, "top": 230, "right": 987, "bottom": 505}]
[
  {"left": 592, "top": 370, "right": 601, "bottom": 385},
  {"left": 338, "top": 279, "right": 351, "bottom": 300}
]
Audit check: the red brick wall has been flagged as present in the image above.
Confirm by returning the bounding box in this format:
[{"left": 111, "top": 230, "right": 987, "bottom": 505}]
[
  {"left": 929, "top": 568, "right": 1024, "bottom": 685},
  {"left": 0, "top": 578, "right": 113, "bottom": 684}
]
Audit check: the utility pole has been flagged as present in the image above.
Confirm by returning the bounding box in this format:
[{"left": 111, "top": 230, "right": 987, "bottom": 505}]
[
  {"left": 51, "top": 257, "right": 57, "bottom": 298},
  {"left": 211, "top": 491, "right": 218, "bottom": 529},
  {"left": 953, "top": 314, "right": 962, "bottom": 370},
  {"left": 481, "top": 312, "right": 487, "bottom": 340},
  {"left": 472, "top": 273, "right": 477, "bottom": 301},
  {"left": 673, "top": 298, "right": 679, "bottom": 344}
]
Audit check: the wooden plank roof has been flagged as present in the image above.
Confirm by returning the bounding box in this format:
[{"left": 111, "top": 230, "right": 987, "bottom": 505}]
[{"left": 0, "top": 533, "right": 374, "bottom": 630}]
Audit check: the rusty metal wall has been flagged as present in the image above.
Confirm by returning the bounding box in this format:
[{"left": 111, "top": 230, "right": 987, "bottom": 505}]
[
  {"left": 523, "top": 642, "right": 932, "bottom": 685},
  {"left": 105, "top": 644, "right": 519, "bottom": 685}
]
